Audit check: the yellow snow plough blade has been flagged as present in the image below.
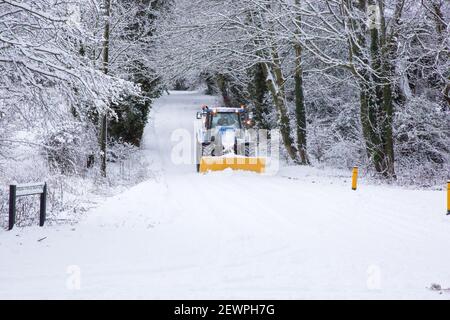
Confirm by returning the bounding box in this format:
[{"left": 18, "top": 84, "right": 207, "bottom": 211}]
[{"left": 200, "top": 157, "right": 266, "bottom": 173}]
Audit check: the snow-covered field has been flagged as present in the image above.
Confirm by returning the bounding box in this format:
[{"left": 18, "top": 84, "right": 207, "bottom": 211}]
[{"left": 0, "top": 91, "right": 449, "bottom": 299}]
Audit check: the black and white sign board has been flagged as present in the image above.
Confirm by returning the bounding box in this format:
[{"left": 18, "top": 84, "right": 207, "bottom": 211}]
[{"left": 8, "top": 182, "right": 47, "bottom": 230}]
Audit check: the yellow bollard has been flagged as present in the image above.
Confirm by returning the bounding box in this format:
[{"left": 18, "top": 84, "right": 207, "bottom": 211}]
[
  {"left": 447, "top": 181, "right": 450, "bottom": 215},
  {"left": 352, "top": 167, "right": 358, "bottom": 191}
]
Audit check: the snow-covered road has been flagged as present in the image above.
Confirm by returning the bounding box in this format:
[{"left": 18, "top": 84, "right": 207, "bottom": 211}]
[{"left": 1, "top": 91, "right": 449, "bottom": 299}]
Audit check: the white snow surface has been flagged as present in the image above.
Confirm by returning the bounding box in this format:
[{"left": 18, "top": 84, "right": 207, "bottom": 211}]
[{"left": 1, "top": 91, "right": 449, "bottom": 299}]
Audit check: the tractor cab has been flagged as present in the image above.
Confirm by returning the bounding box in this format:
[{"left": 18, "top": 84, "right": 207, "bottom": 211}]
[{"left": 196, "top": 106, "right": 253, "bottom": 130}]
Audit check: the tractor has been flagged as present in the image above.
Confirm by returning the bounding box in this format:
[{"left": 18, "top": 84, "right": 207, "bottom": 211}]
[{"left": 195, "top": 106, "right": 265, "bottom": 173}]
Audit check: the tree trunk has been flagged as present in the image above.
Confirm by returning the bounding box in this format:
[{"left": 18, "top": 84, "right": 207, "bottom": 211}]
[
  {"left": 100, "top": 0, "right": 111, "bottom": 178},
  {"left": 359, "top": 78, "right": 385, "bottom": 174},
  {"left": 252, "top": 63, "right": 270, "bottom": 130},
  {"left": 378, "top": 0, "right": 397, "bottom": 178},
  {"left": 262, "top": 58, "right": 298, "bottom": 162},
  {"left": 294, "top": 0, "right": 309, "bottom": 165},
  {"left": 249, "top": 4, "right": 298, "bottom": 162},
  {"left": 380, "top": 54, "right": 396, "bottom": 178},
  {"left": 345, "top": 0, "right": 396, "bottom": 177},
  {"left": 368, "top": 2, "right": 388, "bottom": 175},
  {"left": 217, "top": 74, "right": 231, "bottom": 107},
  {"left": 348, "top": 0, "right": 383, "bottom": 173}
]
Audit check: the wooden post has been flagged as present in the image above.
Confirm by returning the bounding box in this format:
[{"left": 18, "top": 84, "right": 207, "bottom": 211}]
[
  {"left": 39, "top": 183, "right": 47, "bottom": 227},
  {"left": 352, "top": 167, "right": 358, "bottom": 191},
  {"left": 8, "top": 185, "right": 16, "bottom": 230},
  {"left": 100, "top": 0, "right": 111, "bottom": 178}
]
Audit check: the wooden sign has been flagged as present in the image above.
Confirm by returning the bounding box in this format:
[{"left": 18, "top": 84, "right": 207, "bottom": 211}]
[
  {"left": 8, "top": 183, "right": 47, "bottom": 230},
  {"left": 16, "top": 183, "right": 46, "bottom": 197}
]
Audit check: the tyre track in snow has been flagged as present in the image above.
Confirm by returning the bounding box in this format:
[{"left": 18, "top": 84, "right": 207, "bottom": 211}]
[
  {"left": 145, "top": 92, "right": 233, "bottom": 278},
  {"left": 145, "top": 92, "right": 303, "bottom": 289}
]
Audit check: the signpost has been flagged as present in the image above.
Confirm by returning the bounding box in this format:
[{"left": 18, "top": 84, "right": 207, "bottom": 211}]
[{"left": 8, "top": 182, "right": 47, "bottom": 230}]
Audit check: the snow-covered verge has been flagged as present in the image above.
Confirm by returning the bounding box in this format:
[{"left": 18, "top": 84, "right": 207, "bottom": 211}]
[
  {"left": 1, "top": 91, "right": 449, "bottom": 300},
  {"left": 0, "top": 139, "right": 152, "bottom": 230}
]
